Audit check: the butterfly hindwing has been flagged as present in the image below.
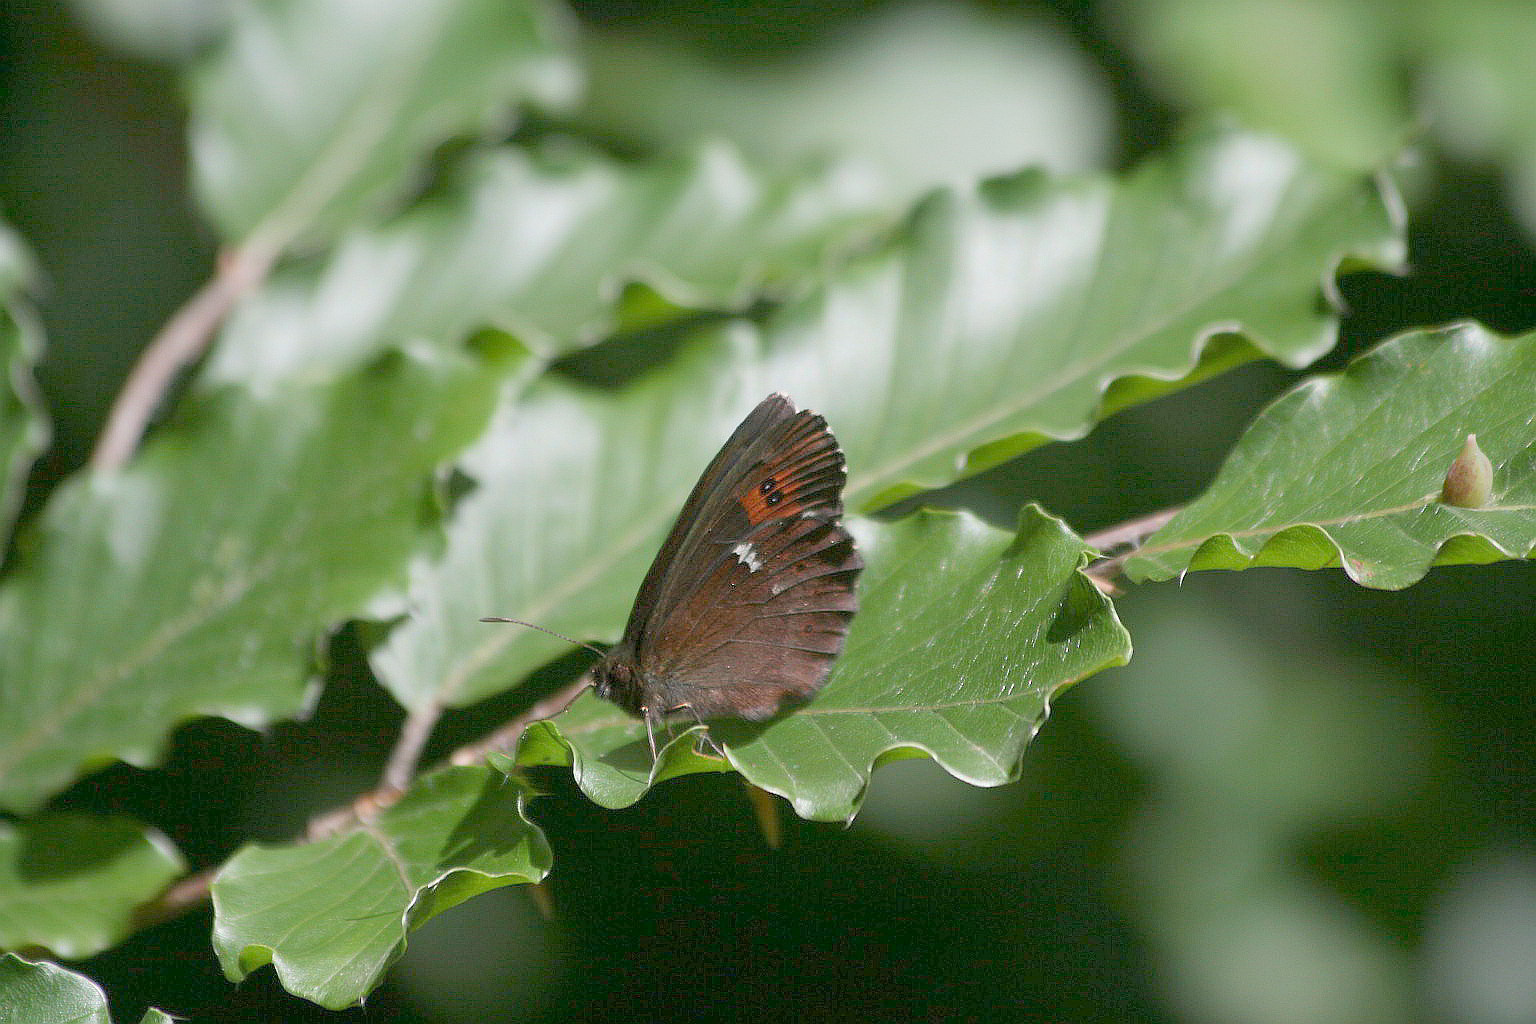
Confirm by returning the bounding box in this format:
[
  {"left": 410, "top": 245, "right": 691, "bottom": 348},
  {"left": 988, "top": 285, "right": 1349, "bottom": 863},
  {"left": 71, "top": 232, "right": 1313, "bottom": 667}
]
[{"left": 647, "top": 512, "right": 861, "bottom": 718}]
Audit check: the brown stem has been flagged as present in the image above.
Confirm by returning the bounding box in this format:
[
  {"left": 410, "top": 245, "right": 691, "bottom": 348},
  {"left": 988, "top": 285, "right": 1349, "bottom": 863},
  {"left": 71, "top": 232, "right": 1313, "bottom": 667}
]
[
  {"left": 129, "top": 867, "right": 219, "bottom": 934},
  {"left": 448, "top": 676, "right": 592, "bottom": 767},
  {"left": 1082, "top": 506, "right": 1182, "bottom": 553},
  {"left": 121, "top": 503, "right": 1189, "bottom": 930},
  {"left": 90, "top": 242, "right": 277, "bottom": 472},
  {"left": 129, "top": 676, "right": 593, "bottom": 929},
  {"left": 381, "top": 701, "right": 444, "bottom": 794},
  {"left": 1082, "top": 505, "right": 1183, "bottom": 588}
]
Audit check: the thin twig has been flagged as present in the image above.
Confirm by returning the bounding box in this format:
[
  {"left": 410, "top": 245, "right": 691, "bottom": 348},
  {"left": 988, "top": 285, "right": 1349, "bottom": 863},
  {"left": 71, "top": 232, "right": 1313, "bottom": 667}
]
[
  {"left": 129, "top": 867, "right": 219, "bottom": 933},
  {"left": 90, "top": 242, "right": 277, "bottom": 471},
  {"left": 381, "top": 701, "right": 444, "bottom": 794},
  {"left": 129, "top": 675, "right": 593, "bottom": 928},
  {"left": 117, "top": 497, "right": 1184, "bottom": 935},
  {"left": 1081, "top": 506, "right": 1182, "bottom": 554},
  {"left": 449, "top": 675, "right": 592, "bottom": 767},
  {"left": 1083, "top": 505, "right": 1183, "bottom": 589},
  {"left": 122, "top": 501, "right": 1190, "bottom": 931},
  {"left": 126, "top": 509, "right": 1185, "bottom": 931}
]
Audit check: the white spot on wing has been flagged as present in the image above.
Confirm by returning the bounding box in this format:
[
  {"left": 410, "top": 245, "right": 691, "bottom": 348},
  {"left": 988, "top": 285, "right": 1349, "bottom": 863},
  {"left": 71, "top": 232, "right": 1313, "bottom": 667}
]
[{"left": 732, "top": 541, "right": 763, "bottom": 572}]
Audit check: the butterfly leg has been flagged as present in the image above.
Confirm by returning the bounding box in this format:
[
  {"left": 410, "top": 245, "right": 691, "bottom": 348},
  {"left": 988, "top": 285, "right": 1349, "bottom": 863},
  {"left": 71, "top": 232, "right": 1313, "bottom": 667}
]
[
  {"left": 671, "top": 703, "right": 725, "bottom": 759},
  {"left": 641, "top": 707, "right": 659, "bottom": 760}
]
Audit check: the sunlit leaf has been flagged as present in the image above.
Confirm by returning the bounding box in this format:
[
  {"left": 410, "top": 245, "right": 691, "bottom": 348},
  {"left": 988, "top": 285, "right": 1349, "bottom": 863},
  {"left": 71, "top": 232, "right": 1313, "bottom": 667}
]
[
  {"left": 0, "top": 815, "right": 184, "bottom": 959},
  {"left": 372, "top": 125, "right": 1402, "bottom": 711},
  {"left": 0, "top": 955, "right": 169, "bottom": 1024},
  {"left": 188, "top": 0, "right": 578, "bottom": 248},
  {"left": 1126, "top": 323, "right": 1536, "bottom": 589},
  {"left": 0, "top": 345, "right": 511, "bottom": 813},
  {"left": 202, "top": 144, "right": 891, "bottom": 387},
  {"left": 211, "top": 765, "right": 550, "bottom": 1011},
  {"left": 515, "top": 507, "right": 1131, "bottom": 821}
]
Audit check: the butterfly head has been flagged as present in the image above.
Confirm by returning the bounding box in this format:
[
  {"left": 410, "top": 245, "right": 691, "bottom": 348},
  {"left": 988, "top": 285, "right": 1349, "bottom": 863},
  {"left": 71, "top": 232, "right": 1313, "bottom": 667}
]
[{"left": 592, "top": 645, "right": 646, "bottom": 717}]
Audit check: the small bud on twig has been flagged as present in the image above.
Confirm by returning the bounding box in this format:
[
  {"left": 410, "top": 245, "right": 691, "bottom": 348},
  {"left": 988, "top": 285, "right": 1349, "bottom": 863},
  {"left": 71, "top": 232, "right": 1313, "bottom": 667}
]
[{"left": 1440, "top": 433, "right": 1494, "bottom": 508}]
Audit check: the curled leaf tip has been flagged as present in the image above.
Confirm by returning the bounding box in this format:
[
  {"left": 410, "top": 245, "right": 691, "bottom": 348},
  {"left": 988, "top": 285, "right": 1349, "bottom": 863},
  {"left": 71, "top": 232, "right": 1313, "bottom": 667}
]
[{"left": 1440, "top": 433, "right": 1494, "bottom": 508}]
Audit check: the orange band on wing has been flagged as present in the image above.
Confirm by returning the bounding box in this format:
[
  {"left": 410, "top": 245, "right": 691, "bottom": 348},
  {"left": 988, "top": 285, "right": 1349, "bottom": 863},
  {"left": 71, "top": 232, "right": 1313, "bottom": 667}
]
[{"left": 739, "top": 477, "right": 804, "bottom": 525}]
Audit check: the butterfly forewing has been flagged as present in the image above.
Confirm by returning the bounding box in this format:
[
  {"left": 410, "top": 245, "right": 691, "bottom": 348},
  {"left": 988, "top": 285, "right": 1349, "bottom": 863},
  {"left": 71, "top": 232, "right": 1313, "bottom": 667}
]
[
  {"left": 638, "top": 397, "right": 849, "bottom": 657},
  {"left": 593, "top": 392, "right": 861, "bottom": 733},
  {"left": 618, "top": 394, "right": 798, "bottom": 646}
]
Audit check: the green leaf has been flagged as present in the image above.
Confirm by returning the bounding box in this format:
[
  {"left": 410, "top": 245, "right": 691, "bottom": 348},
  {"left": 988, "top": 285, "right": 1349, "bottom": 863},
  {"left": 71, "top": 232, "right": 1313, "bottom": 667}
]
[
  {"left": 0, "top": 955, "right": 109, "bottom": 1024},
  {"left": 580, "top": 4, "right": 1114, "bottom": 198},
  {"left": 0, "top": 345, "right": 509, "bottom": 813},
  {"left": 371, "top": 125, "right": 1401, "bottom": 711},
  {"left": 212, "top": 765, "right": 550, "bottom": 1011},
  {"left": 188, "top": 0, "right": 577, "bottom": 248},
  {"left": 816, "top": 124, "right": 1404, "bottom": 510},
  {"left": 0, "top": 815, "right": 184, "bottom": 959},
  {"left": 508, "top": 704, "right": 730, "bottom": 812},
  {"left": 0, "top": 223, "right": 46, "bottom": 553},
  {"left": 1126, "top": 323, "right": 1536, "bottom": 589},
  {"left": 202, "top": 144, "right": 891, "bottom": 387},
  {"left": 0, "top": 955, "right": 170, "bottom": 1024},
  {"left": 513, "top": 507, "right": 1130, "bottom": 821}
]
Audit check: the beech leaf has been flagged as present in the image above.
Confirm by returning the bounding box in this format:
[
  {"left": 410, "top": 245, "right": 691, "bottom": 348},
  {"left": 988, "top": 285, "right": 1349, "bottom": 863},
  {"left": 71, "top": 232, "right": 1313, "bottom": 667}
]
[
  {"left": 211, "top": 766, "right": 550, "bottom": 1011},
  {"left": 1127, "top": 323, "right": 1536, "bottom": 589}
]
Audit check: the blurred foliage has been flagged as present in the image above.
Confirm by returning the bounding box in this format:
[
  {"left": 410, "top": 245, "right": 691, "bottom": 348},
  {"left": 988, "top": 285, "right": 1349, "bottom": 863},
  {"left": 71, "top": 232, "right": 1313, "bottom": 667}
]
[
  {"left": 0, "top": 815, "right": 183, "bottom": 959},
  {"left": 1119, "top": 0, "right": 1536, "bottom": 240},
  {"left": 577, "top": 3, "right": 1115, "bottom": 199},
  {"left": 0, "top": 1, "right": 1532, "bottom": 1023}
]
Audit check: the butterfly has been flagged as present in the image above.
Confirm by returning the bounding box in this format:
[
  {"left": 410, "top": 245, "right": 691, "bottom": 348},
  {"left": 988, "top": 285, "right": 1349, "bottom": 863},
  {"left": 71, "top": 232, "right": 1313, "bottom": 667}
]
[{"left": 489, "top": 394, "right": 862, "bottom": 757}]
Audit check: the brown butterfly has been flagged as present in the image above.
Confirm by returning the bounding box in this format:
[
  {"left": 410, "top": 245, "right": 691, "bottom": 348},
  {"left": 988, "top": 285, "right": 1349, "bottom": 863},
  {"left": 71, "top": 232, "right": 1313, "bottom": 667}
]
[{"left": 487, "top": 394, "right": 861, "bottom": 755}]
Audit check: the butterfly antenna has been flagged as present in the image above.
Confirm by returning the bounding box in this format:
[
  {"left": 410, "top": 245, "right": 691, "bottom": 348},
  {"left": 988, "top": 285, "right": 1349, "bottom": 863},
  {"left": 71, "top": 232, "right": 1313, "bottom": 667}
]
[{"left": 479, "top": 617, "right": 607, "bottom": 658}]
